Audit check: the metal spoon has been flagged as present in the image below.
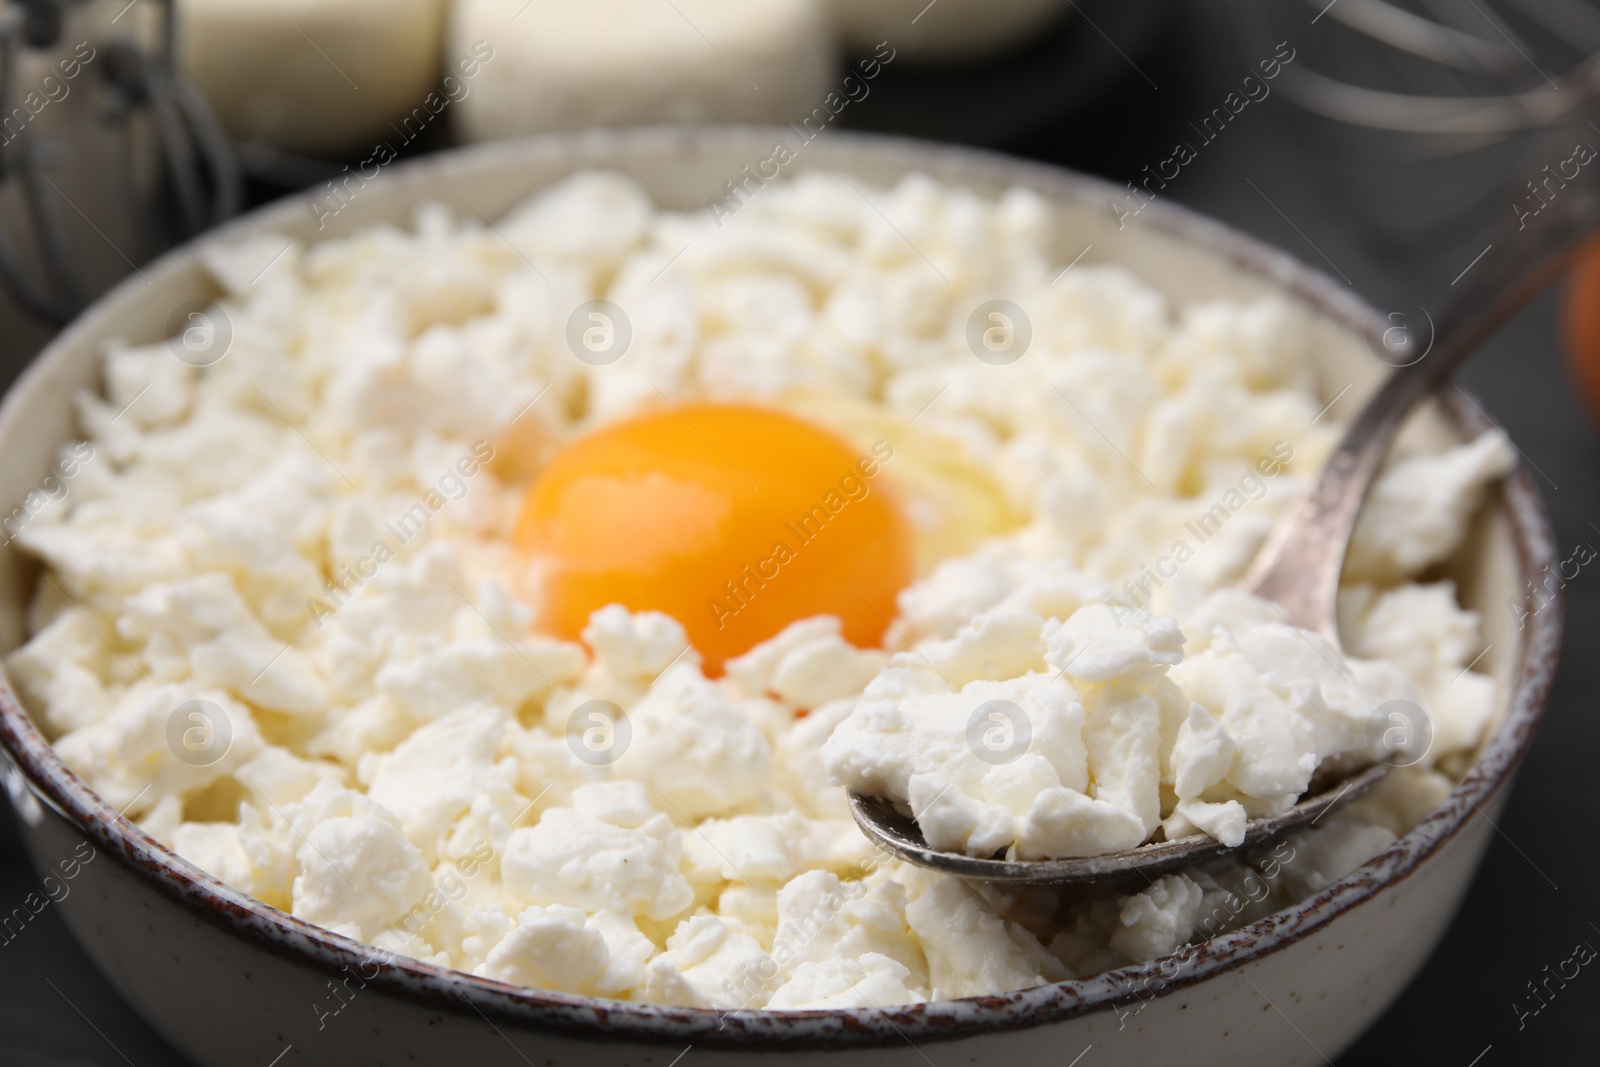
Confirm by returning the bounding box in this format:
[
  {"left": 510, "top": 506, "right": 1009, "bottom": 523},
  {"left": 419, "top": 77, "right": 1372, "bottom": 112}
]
[{"left": 849, "top": 128, "right": 1600, "bottom": 885}]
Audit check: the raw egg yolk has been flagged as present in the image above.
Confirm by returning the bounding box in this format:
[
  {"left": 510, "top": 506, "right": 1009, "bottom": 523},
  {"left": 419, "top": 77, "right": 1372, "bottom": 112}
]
[{"left": 516, "top": 402, "right": 913, "bottom": 675}]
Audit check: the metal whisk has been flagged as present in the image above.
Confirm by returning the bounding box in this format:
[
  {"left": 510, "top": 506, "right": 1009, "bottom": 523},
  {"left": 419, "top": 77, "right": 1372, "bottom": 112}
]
[
  {"left": 0, "top": 0, "right": 238, "bottom": 325},
  {"left": 1231, "top": 0, "right": 1600, "bottom": 258},
  {"left": 1278, "top": 0, "right": 1600, "bottom": 142}
]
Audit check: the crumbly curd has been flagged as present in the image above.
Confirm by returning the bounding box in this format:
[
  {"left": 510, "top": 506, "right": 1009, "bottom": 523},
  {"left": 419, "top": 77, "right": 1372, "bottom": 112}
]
[{"left": 7, "top": 170, "right": 1512, "bottom": 1009}]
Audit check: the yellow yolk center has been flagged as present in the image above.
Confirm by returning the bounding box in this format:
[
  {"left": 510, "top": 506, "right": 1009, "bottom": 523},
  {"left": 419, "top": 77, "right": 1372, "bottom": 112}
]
[{"left": 516, "top": 402, "right": 914, "bottom": 675}]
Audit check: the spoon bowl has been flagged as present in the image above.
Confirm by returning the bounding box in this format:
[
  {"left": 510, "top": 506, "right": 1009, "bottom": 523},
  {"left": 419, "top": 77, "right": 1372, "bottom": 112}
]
[{"left": 848, "top": 763, "right": 1390, "bottom": 885}]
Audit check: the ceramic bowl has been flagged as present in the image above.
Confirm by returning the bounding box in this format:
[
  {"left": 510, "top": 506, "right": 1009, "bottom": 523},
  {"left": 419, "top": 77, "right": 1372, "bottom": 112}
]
[{"left": 0, "top": 127, "right": 1561, "bottom": 1067}]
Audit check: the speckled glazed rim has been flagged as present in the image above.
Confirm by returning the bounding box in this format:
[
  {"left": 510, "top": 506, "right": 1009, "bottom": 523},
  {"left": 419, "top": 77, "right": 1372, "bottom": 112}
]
[{"left": 0, "top": 127, "right": 1564, "bottom": 1050}]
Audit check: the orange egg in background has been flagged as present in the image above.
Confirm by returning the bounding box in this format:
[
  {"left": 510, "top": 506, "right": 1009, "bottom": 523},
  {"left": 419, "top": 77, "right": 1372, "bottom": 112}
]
[
  {"left": 516, "top": 402, "right": 916, "bottom": 675},
  {"left": 1563, "top": 235, "right": 1600, "bottom": 424}
]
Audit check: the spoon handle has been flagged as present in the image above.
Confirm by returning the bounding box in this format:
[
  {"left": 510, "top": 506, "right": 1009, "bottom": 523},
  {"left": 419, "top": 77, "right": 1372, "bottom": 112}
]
[{"left": 1247, "top": 125, "right": 1600, "bottom": 644}]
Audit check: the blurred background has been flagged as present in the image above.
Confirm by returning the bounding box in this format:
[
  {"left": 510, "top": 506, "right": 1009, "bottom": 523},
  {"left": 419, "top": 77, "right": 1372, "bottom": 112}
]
[{"left": 0, "top": 0, "right": 1596, "bottom": 1062}]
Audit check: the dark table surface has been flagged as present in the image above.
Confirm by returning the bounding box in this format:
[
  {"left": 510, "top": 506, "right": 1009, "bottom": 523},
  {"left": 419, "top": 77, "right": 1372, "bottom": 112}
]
[{"left": 1, "top": 2, "right": 1596, "bottom": 1063}]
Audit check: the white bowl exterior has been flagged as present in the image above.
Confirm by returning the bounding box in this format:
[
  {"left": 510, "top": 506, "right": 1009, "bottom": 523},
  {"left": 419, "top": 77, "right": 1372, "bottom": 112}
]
[
  {"left": 8, "top": 779, "right": 1501, "bottom": 1066},
  {"left": 0, "top": 128, "right": 1555, "bottom": 1067}
]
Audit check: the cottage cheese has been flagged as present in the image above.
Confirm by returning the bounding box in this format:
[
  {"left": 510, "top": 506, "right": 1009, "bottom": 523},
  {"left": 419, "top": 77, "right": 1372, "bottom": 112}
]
[{"left": 7, "top": 170, "right": 1512, "bottom": 1010}]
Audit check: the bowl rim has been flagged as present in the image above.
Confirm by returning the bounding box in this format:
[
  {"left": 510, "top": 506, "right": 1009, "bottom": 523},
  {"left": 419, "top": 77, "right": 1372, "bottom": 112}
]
[{"left": 0, "top": 125, "right": 1564, "bottom": 1050}]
